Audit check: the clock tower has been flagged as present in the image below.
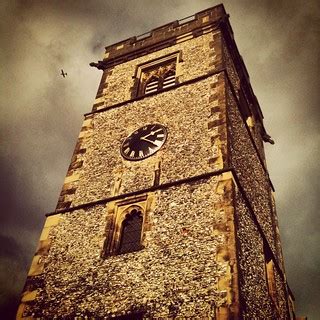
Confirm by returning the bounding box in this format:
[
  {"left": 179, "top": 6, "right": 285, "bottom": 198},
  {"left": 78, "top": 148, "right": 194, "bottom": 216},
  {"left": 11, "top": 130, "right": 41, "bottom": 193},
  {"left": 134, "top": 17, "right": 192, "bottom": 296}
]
[{"left": 18, "top": 4, "right": 297, "bottom": 319}]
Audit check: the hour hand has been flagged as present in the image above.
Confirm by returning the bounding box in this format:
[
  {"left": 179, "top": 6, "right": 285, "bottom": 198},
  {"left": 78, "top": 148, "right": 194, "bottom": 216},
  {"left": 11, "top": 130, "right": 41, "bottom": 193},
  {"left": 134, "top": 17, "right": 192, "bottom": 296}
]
[{"left": 140, "top": 137, "right": 162, "bottom": 147}]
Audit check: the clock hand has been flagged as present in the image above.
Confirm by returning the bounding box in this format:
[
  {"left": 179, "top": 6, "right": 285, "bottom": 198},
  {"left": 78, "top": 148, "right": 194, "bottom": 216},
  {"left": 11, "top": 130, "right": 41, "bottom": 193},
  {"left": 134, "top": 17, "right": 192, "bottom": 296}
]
[
  {"left": 140, "top": 129, "right": 163, "bottom": 140},
  {"left": 140, "top": 137, "right": 162, "bottom": 147},
  {"left": 152, "top": 128, "right": 163, "bottom": 134}
]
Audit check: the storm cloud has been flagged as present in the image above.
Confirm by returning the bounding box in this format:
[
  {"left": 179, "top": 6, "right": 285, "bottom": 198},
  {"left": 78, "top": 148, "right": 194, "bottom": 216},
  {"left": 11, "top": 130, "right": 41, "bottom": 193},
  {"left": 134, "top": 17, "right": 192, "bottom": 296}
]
[{"left": 1, "top": 0, "right": 319, "bottom": 318}]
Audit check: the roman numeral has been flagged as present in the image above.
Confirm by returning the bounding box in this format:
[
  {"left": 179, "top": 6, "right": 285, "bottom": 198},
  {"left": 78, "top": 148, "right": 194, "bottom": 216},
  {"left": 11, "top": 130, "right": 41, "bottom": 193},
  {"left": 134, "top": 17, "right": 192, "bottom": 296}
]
[
  {"left": 153, "top": 139, "right": 162, "bottom": 147},
  {"left": 130, "top": 151, "right": 135, "bottom": 158}
]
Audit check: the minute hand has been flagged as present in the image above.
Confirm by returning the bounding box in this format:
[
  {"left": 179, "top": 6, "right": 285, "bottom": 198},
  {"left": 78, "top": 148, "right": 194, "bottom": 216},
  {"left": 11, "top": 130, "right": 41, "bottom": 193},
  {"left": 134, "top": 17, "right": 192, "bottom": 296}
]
[
  {"left": 140, "top": 137, "right": 162, "bottom": 147},
  {"left": 140, "top": 129, "right": 163, "bottom": 140}
]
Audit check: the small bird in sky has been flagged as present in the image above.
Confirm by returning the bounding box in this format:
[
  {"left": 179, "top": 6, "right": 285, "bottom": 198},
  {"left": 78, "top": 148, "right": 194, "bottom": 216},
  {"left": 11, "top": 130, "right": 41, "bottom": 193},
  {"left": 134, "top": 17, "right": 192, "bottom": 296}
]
[{"left": 61, "top": 69, "right": 67, "bottom": 78}]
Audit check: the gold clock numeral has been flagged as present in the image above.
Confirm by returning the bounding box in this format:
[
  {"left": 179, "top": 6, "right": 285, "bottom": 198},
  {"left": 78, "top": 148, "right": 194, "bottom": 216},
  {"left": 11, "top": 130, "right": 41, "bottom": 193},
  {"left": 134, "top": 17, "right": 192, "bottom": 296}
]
[
  {"left": 124, "top": 147, "right": 130, "bottom": 155},
  {"left": 139, "top": 150, "right": 144, "bottom": 158},
  {"left": 156, "top": 133, "right": 165, "bottom": 138}
]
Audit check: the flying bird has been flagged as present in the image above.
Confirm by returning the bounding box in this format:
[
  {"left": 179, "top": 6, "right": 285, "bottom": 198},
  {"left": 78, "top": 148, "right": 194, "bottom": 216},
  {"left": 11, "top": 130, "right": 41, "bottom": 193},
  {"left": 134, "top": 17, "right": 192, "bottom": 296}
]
[{"left": 61, "top": 69, "right": 67, "bottom": 78}]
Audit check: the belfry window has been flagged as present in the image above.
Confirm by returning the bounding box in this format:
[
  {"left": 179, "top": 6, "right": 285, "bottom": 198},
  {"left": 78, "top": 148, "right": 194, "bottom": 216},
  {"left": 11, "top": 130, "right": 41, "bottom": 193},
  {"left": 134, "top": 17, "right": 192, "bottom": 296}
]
[
  {"left": 141, "top": 62, "right": 176, "bottom": 95},
  {"left": 162, "top": 69, "right": 176, "bottom": 89},
  {"left": 119, "top": 209, "right": 143, "bottom": 254},
  {"left": 143, "top": 68, "right": 176, "bottom": 94},
  {"left": 135, "top": 51, "right": 181, "bottom": 96},
  {"left": 144, "top": 75, "right": 160, "bottom": 94}
]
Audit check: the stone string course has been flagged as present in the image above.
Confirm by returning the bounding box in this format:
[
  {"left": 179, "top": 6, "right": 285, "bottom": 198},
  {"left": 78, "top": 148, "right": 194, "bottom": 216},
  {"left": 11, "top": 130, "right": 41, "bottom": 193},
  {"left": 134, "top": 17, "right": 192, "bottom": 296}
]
[{"left": 27, "top": 177, "right": 239, "bottom": 318}]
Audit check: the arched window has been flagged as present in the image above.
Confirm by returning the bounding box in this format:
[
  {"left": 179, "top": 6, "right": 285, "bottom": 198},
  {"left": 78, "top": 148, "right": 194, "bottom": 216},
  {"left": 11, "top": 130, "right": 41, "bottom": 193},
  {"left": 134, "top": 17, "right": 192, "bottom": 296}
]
[
  {"left": 136, "top": 53, "right": 180, "bottom": 97},
  {"left": 144, "top": 75, "right": 159, "bottom": 94},
  {"left": 119, "top": 209, "right": 143, "bottom": 254},
  {"left": 162, "top": 69, "right": 176, "bottom": 89}
]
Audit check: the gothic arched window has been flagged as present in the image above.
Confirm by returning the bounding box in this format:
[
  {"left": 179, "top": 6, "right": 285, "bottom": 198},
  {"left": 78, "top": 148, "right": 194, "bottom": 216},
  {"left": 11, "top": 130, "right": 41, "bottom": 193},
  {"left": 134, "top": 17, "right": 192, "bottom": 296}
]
[
  {"left": 136, "top": 53, "right": 180, "bottom": 96},
  {"left": 119, "top": 209, "right": 143, "bottom": 254}
]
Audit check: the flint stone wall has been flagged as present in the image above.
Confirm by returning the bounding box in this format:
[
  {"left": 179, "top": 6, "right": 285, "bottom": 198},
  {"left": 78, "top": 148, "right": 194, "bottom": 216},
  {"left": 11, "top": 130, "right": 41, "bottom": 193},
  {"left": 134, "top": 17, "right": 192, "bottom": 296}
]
[
  {"left": 222, "top": 39, "right": 266, "bottom": 162},
  {"left": 226, "top": 84, "right": 277, "bottom": 257},
  {"left": 32, "top": 177, "right": 232, "bottom": 318},
  {"left": 72, "top": 75, "right": 222, "bottom": 206},
  {"left": 274, "top": 265, "right": 289, "bottom": 319},
  {"left": 235, "top": 190, "right": 275, "bottom": 319},
  {"left": 98, "top": 31, "right": 219, "bottom": 108}
]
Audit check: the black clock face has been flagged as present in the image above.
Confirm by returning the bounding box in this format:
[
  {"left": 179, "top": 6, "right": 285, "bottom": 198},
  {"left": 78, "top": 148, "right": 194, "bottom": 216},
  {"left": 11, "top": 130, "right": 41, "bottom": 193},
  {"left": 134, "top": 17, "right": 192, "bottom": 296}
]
[{"left": 120, "top": 124, "right": 167, "bottom": 161}]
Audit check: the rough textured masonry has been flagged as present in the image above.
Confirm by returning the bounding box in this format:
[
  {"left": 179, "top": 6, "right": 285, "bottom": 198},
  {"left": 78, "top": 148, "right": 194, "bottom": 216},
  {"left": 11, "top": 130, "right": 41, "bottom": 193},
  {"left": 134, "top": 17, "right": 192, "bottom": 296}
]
[{"left": 17, "top": 4, "right": 297, "bottom": 319}]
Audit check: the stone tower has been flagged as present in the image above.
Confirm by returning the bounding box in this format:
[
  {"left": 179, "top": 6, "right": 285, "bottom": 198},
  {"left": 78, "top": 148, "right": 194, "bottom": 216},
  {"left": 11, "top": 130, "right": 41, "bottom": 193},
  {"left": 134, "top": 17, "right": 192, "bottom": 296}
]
[{"left": 17, "top": 4, "right": 296, "bottom": 319}]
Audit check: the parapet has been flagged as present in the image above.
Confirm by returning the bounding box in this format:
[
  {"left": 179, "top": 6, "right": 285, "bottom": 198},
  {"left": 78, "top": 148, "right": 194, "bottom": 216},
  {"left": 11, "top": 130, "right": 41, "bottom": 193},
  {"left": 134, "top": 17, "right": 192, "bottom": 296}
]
[{"left": 90, "top": 4, "right": 229, "bottom": 69}]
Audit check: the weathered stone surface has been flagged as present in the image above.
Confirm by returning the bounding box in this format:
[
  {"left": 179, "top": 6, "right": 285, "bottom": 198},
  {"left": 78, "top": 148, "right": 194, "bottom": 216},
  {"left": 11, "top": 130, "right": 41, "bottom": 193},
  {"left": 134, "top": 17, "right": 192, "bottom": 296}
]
[
  {"left": 227, "top": 84, "right": 277, "bottom": 256},
  {"left": 235, "top": 190, "right": 275, "bottom": 319},
  {"left": 99, "top": 31, "right": 219, "bottom": 108},
  {"left": 28, "top": 177, "right": 237, "bottom": 318},
  {"left": 72, "top": 75, "right": 223, "bottom": 207}
]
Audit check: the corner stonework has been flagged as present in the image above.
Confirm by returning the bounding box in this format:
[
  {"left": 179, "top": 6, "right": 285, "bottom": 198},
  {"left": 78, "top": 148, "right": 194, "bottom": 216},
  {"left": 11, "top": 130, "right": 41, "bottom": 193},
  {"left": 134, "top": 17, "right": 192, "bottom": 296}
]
[
  {"left": 208, "top": 73, "right": 228, "bottom": 170},
  {"left": 214, "top": 171, "right": 239, "bottom": 319},
  {"left": 16, "top": 214, "right": 62, "bottom": 319},
  {"left": 56, "top": 114, "right": 94, "bottom": 211}
]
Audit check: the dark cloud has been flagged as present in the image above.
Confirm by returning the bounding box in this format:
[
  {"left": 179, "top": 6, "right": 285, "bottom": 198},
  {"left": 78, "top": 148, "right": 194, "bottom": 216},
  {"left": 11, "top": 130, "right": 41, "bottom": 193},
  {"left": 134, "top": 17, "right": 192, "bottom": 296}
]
[
  {"left": 0, "top": 235, "right": 29, "bottom": 319},
  {"left": 1, "top": 0, "right": 319, "bottom": 318}
]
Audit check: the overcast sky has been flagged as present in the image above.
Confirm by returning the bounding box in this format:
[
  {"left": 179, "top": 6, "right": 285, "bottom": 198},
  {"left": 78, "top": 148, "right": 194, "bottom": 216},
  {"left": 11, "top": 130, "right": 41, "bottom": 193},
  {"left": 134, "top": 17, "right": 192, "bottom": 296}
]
[{"left": 1, "top": 0, "right": 319, "bottom": 318}]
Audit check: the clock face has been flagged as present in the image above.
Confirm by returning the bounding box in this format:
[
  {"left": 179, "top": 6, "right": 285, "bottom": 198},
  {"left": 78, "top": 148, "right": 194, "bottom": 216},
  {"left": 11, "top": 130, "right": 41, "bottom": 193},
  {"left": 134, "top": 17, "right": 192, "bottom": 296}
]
[{"left": 120, "top": 124, "right": 167, "bottom": 161}]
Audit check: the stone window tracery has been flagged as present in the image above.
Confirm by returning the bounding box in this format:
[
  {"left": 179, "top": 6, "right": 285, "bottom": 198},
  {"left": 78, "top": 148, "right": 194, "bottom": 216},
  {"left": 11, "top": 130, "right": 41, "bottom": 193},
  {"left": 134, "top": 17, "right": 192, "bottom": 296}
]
[
  {"left": 141, "top": 62, "right": 176, "bottom": 95},
  {"left": 135, "top": 51, "right": 181, "bottom": 97},
  {"left": 102, "top": 194, "right": 154, "bottom": 258}
]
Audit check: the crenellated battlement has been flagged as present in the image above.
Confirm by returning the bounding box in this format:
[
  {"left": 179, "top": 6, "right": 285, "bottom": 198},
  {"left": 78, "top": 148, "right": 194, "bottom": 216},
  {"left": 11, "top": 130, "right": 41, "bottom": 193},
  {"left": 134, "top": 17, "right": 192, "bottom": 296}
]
[{"left": 90, "top": 4, "right": 228, "bottom": 69}]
